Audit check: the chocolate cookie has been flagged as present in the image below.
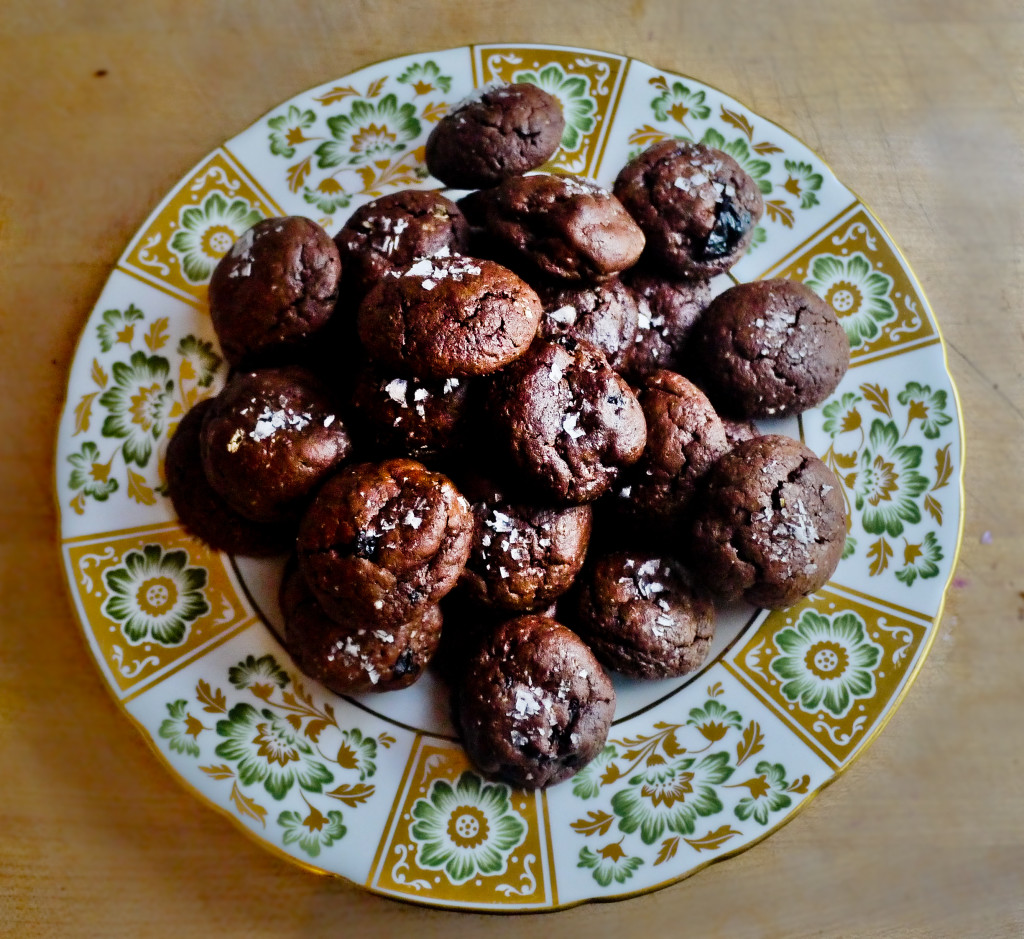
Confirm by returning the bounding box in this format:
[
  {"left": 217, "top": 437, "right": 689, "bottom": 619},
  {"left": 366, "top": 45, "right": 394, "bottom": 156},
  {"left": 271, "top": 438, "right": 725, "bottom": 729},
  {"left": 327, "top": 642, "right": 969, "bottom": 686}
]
[
  {"left": 297, "top": 458, "right": 474, "bottom": 628},
  {"left": 199, "top": 367, "right": 352, "bottom": 523},
  {"left": 621, "top": 268, "right": 711, "bottom": 378},
  {"left": 690, "top": 435, "right": 846, "bottom": 607},
  {"left": 333, "top": 190, "right": 468, "bottom": 297},
  {"left": 721, "top": 416, "right": 760, "bottom": 448},
  {"left": 460, "top": 475, "right": 593, "bottom": 611},
  {"left": 351, "top": 367, "right": 471, "bottom": 460},
  {"left": 614, "top": 140, "right": 763, "bottom": 278},
  {"left": 279, "top": 560, "right": 441, "bottom": 693},
  {"left": 358, "top": 254, "right": 542, "bottom": 377},
  {"left": 491, "top": 338, "right": 647, "bottom": 503},
  {"left": 468, "top": 173, "right": 645, "bottom": 282},
  {"left": 536, "top": 277, "right": 639, "bottom": 371},
  {"left": 575, "top": 552, "right": 716, "bottom": 679},
  {"left": 691, "top": 279, "right": 850, "bottom": 418},
  {"left": 455, "top": 615, "right": 616, "bottom": 788},
  {"left": 617, "top": 370, "right": 729, "bottom": 533},
  {"left": 425, "top": 82, "right": 565, "bottom": 189},
  {"left": 166, "top": 399, "right": 294, "bottom": 555},
  {"left": 208, "top": 217, "right": 341, "bottom": 366}
]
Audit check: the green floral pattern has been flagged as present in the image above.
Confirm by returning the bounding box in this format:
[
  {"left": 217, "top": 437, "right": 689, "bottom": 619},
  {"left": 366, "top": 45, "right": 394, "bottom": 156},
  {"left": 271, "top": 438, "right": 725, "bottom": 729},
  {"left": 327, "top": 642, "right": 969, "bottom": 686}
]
[
  {"left": 158, "top": 699, "right": 203, "bottom": 757},
  {"left": 410, "top": 772, "right": 527, "bottom": 884},
  {"left": 278, "top": 807, "right": 347, "bottom": 857},
  {"left": 168, "top": 191, "right": 262, "bottom": 284},
  {"left": 732, "top": 762, "right": 793, "bottom": 825},
  {"left": 103, "top": 544, "right": 209, "bottom": 645},
  {"left": 397, "top": 60, "right": 452, "bottom": 95},
  {"left": 700, "top": 128, "right": 772, "bottom": 195},
  {"left": 770, "top": 610, "right": 882, "bottom": 718},
  {"left": 805, "top": 253, "right": 897, "bottom": 348},
  {"left": 578, "top": 843, "right": 644, "bottom": 887},
  {"left": 267, "top": 105, "right": 317, "bottom": 158},
  {"left": 335, "top": 729, "right": 377, "bottom": 781},
  {"left": 229, "top": 654, "right": 290, "bottom": 691},
  {"left": 515, "top": 64, "right": 596, "bottom": 152},
  {"left": 855, "top": 419, "right": 929, "bottom": 537},
  {"left": 67, "top": 441, "right": 118, "bottom": 501},
  {"left": 99, "top": 351, "right": 174, "bottom": 467},
  {"left": 650, "top": 80, "right": 711, "bottom": 131},
  {"left": 315, "top": 94, "right": 421, "bottom": 168}
]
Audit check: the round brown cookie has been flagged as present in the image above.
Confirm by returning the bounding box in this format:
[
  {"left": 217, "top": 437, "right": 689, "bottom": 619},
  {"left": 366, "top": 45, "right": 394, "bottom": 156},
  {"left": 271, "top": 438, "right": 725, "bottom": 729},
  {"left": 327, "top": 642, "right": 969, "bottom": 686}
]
[
  {"left": 621, "top": 268, "right": 711, "bottom": 378},
  {"left": 470, "top": 173, "right": 645, "bottom": 282},
  {"left": 350, "top": 367, "right": 471, "bottom": 461},
  {"left": 613, "top": 140, "right": 763, "bottom": 278},
  {"left": 279, "top": 560, "right": 441, "bottom": 694},
  {"left": 208, "top": 217, "right": 341, "bottom": 367},
  {"left": 490, "top": 338, "right": 647, "bottom": 504},
  {"left": 690, "top": 434, "right": 846, "bottom": 607},
  {"left": 691, "top": 279, "right": 850, "bottom": 419},
  {"left": 535, "top": 277, "right": 639, "bottom": 371},
  {"left": 459, "top": 474, "right": 593, "bottom": 611},
  {"left": 721, "top": 415, "right": 760, "bottom": 448},
  {"left": 455, "top": 615, "right": 616, "bottom": 789},
  {"left": 615, "top": 370, "right": 729, "bottom": 533},
  {"left": 357, "top": 254, "right": 542, "bottom": 378},
  {"left": 200, "top": 367, "right": 352, "bottom": 523},
  {"left": 166, "top": 399, "right": 294, "bottom": 555},
  {"left": 425, "top": 82, "right": 565, "bottom": 189},
  {"left": 333, "top": 190, "right": 468, "bottom": 297},
  {"left": 297, "top": 458, "right": 474, "bottom": 628},
  {"left": 575, "top": 551, "right": 716, "bottom": 679}
]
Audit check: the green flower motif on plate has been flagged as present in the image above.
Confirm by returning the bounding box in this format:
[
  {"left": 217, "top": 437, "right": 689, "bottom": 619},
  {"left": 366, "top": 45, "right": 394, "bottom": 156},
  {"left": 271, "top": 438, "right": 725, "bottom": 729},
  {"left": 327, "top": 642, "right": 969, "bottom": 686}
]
[
  {"left": 650, "top": 80, "right": 711, "bottom": 132},
  {"left": 578, "top": 842, "right": 644, "bottom": 887},
  {"left": 895, "top": 531, "right": 944, "bottom": 586},
  {"left": 747, "top": 225, "right": 767, "bottom": 253},
  {"left": 267, "top": 105, "right": 317, "bottom": 158},
  {"left": 804, "top": 252, "right": 897, "bottom": 348},
  {"left": 822, "top": 391, "right": 863, "bottom": 438},
  {"left": 610, "top": 752, "right": 733, "bottom": 844},
  {"left": 96, "top": 303, "right": 143, "bottom": 352},
  {"left": 397, "top": 60, "right": 452, "bottom": 95},
  {"left": 168, "top": 191, "right": 263, "bottom": 284},
  {"left": 278, "top": 807, "right": 346, "bottom": 857},
  {"left": 67, "top": 441, "right": 118, "bottom": 501},
  {"left": 733, "top": 761, "right": 792, "bottom": 825},
  {"left": 315, "top": 95, "right": 421, "bottom": 169},
  {"left": 770, "top": 610, "right": 882, "bottom": 718},
  {"left": 176, "top": 335, "right": 222, "bottom": 388},
  {"left": 98, "top": 350, "right": 173, "bottom": 467},
  {"left": 103, "top": 544, "right": 209, "bottom": 645},
  {"left": 335, "top": 729, "right": 377, "bottom": 781},
  {"left": 700, "top": 129, "right": 772, "bottom": 195},
  {"left": 229, "top": 654, "right": 290, "bottom": 692},
  {"left": 215, "top": 703, "right": 334, "bottom": 800},
  {"left": 302, "top": 179, "right": 352, "bottom": 215},
  {"left": 409, "top": 771, "right": 526, "bottom": 884},
  {"left": 855, "top": 419, "right": 928, "bottom": 537},
  {"left": 571, "top": 744, "right": 619, "bottom": 799},
  {"left": 686, "top": 699, "right": 743, "bottom": 745},
  {"left": 781, "top": 159, "right": 823, "bottom": 209},
  {"left": 514, "top": 64, "right": 595, "bottom": 152},
  {"left": 842, "top": 534, "right": 858, "bottom": 560},
  {"left": 897, "top": 381, "right": 953, "bottom": 440},
  {"left": 158, "top": 699, "right": 203, "bottom": 757}
]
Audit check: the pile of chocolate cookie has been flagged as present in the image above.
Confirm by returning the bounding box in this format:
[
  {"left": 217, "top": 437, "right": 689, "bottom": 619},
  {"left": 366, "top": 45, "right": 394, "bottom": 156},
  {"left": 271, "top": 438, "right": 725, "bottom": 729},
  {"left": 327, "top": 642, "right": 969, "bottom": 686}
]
[{"left": 168, "top": 83, "right": 849, "bottom": 790}]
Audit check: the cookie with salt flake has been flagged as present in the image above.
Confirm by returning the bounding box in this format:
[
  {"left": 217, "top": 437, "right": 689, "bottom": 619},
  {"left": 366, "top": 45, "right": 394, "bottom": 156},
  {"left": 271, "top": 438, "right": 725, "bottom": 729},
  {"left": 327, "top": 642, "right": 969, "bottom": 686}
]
[
  {"left": 199, "top": 366, "right": 351, "bottom": 523},
  {"left": 574, "top": 551, "right": 715, "bottom": 680},
  {"left": 296, "top": 458, "right": 473, "bottom": 629},
  {"left": 690, "top": 434, "right": 846, "bottom": 608},
  {"left": 455, "top": 614, "right": 615, "bottom": 789},
  {"left": 278, "top": 558, "right": 442, "bottom": 695},
  {"left": 357, "top": 254, "right": 542, "bottom": 378}
]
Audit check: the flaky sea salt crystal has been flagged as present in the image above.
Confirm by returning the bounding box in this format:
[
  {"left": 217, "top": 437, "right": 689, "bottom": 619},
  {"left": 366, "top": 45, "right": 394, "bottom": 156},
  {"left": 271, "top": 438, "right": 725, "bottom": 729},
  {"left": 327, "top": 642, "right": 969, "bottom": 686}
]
[
  {"left": 404, "top": 511, "right": 422, "bottom": 529},
  {"left": 562, "top": 413, "right": 585, "bottom": 440},
  {"left": 384, "top": 378, "right": 408, "bottom": 406},
  {"left": 549, "top": 305, "right": 577, "bottom": 326}
]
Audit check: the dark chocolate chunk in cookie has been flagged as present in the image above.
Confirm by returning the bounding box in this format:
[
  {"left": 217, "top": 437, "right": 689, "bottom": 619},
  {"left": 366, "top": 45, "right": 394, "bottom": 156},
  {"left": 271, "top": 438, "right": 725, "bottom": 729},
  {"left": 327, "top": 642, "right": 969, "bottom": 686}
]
[
  {"left": 690, "top": 434, "right": 846, "bottom": 607},
  {"left": 691, "top": 278, "right": 850, "bottom": 418},
  {"left": 614, "top": 140, "right": 763, "bottom": 278},
  {"left": 199, "top": 367, "right": 351, "bottom": 523},
  {"left": 209, "top": 217, "right": 341, "bottom": 366},
  {"left": 425, "top": 82, "right": 565, "bottom": 189},
  {"left": 490, "top": 338, "right": 647, "bottom": 504},
  {"left": 297, "top": 458, "right": 474, "bottom": 628},
  {"left": 575, "top": 551, "right": 716, "bottom": 679},
  {"left": 455, "top": 614, "right": 615, "bottom": 788},
  {"left": 358, "top": 254, "right": 543, "bottom": 378}
]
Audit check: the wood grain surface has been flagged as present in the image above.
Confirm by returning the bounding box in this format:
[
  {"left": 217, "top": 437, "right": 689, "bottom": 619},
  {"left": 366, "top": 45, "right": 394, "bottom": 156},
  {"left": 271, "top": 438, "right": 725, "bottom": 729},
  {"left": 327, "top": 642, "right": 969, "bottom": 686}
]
[{"left": 2, "top": 1, "right": 1022, "bottom": 935}]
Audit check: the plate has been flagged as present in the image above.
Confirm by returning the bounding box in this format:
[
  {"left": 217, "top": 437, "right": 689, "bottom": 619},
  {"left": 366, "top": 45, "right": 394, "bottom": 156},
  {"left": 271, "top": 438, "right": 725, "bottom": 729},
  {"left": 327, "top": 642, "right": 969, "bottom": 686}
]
[{"left": 55, "top": 43, "right": 963, "bottom": 911}]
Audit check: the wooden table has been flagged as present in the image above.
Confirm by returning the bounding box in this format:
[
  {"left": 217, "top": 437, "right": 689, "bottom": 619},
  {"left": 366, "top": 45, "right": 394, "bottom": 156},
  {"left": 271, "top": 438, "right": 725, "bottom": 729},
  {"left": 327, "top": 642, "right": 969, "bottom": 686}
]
[{"left": 3, "top": 1, "right": 1022, "bottom": 935}]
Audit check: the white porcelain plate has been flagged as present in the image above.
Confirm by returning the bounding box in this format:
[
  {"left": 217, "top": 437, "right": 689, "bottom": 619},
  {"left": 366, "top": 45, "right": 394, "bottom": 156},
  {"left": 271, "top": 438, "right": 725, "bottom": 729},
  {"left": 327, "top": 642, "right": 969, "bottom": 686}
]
[{"left": 55, "top": 44, "right": 963, "bottom": 911}]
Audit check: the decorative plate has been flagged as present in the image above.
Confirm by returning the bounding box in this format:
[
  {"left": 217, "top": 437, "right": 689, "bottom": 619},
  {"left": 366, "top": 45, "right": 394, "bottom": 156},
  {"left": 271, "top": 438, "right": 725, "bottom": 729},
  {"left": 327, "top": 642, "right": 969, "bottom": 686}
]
[{"left": 55, "top": 43, "right": 963, "bottom": 911}]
